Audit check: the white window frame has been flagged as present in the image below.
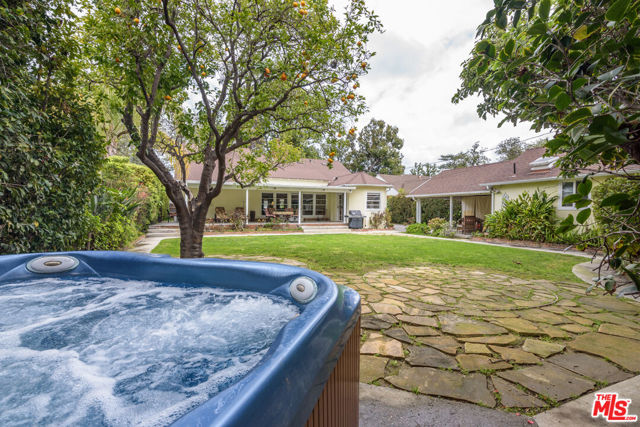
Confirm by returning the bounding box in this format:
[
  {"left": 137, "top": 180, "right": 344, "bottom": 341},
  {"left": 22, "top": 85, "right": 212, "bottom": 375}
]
[
  {"left": 366, "top": 192, "right": 381, "bottom": 210},
  {"left": 558, "top": 181, "right": 590, "bottom": 211}
]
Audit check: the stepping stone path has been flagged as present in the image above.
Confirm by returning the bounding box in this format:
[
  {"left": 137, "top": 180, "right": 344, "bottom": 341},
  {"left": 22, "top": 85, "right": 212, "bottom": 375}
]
[{"left": 220, "top": 256, "right": 640, "bottom": 415}]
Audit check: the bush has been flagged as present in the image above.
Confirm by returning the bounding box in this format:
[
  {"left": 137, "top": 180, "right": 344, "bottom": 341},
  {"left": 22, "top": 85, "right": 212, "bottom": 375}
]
[
  {"left": 484, "top": 191, "right": 558, "bottom": 242},
  {"left": 406, "top": 223, "right": 428, "bottom": 235},
  {"left": 420, "top": 198, "right": 462, "bottom": 224},
  {"left": 388, "top": 194, "right": 415, "bottom": 224},
  {"left": 369, "top": 211, "right": 390, "bottom": 229},
  {"left": 427, "top": 217, "right": 451, "bottom": 237}
]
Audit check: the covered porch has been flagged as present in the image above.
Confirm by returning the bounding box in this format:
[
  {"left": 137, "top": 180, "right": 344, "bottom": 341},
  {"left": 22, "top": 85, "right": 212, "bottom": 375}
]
[
  {"left": 414, "top": 192, "right": 493, "bottom": 234},
  {"left": 206, "top": 185, "right": 350, "bottom": 226}
]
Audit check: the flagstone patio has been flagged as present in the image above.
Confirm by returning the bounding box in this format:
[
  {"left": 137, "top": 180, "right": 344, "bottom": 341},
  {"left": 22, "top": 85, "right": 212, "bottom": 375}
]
[
  {"left": 330, "top": 265, "right": 640, "bottom": 414},
  {"left": 209, "top": 254, "right": 640, "bottom": 414}
]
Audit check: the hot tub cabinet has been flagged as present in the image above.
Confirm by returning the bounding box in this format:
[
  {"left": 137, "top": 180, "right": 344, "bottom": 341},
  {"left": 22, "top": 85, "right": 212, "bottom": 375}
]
[{"left": 0, "top": 252, "right": 360, "bottom": 427}]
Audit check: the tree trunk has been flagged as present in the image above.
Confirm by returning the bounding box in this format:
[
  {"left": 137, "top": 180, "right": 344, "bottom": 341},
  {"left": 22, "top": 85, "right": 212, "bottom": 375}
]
[{"left": 177, "top": 202, "right": 209, "bottom": 258}]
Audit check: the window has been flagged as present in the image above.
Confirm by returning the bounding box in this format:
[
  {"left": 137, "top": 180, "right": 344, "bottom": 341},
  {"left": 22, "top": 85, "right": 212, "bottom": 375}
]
[
  {"left": 276, "top": 193, "right": 288, "bottom": 210},
  {"left": 561, "top": 182, "right": 576, "bottom": 208},
  {"left": 366, "top": 192, "right": 381, "bottom": 210},
  {"left": 261, "top": 193, "right": 274, "bottom": 214},
  {"left": 315, "top": 194, "right": 326, "bottom": 216},
  {"left": 302, "top": 194, "right": 314, "bottom": 215},
  {"left": 291, "top": 193, "right": 299, "bottom": 212},
  {"left": 501, "top": 193, "right": 510, "bottom": 208}
]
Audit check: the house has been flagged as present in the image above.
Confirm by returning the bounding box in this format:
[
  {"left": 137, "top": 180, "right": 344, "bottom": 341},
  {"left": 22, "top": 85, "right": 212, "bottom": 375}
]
[
  {"left": 185, "top": 158, "right": 390, "bottom": 228},
  {"left": 408, "top": 147, "right": 603, "bottom": 228}
]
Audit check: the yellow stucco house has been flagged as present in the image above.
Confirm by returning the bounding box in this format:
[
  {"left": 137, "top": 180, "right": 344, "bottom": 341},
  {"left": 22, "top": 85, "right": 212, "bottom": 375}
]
[
  {"left": 186, "top": 158, "right": 390, "bottom": 228},
  {"left": 408, "top": 147, "right": 599, "bottom": 229}
]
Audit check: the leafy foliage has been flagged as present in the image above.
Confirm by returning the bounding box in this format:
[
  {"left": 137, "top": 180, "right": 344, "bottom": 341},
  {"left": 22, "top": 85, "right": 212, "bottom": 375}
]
[
  {"left": 455, "top": 0, "right": 640, "bottom": 290},
  {"left": 0, "top": 0, "right": 105, "bottom": 254},
  {"left": 438, "top": 142, "right": 489, "bottom": 169},
  {"left": 495, "top": 137, "right": 528, "bottom": 160},
  {"left": 388, "top": 193, "right": 415, "bottom": 224},
  {"left": 343, "top": 118, "right": 405, "bottom": 175},
  {"left": 410, "top": 162, "right": 440, "bottom": 176},
  {"left": 85, "top": 0, "right": 382, "bottom": 257},
  {"left": 369, "top": 210, "right": 391, "bottom": 229},
  {"left": 484, "top": 191, "right": 558, "bottom": 242}
]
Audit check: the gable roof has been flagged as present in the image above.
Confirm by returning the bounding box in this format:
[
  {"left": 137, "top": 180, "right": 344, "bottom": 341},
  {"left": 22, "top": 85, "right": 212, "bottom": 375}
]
[
  {"left": 377, "top": 174, "right": 431, "bottom": 193},
  {"left": 409, "top": 147, "right": 561, "bottom": 197},
  {"left": 329, "top": 171, "right": 389, "bottom": 187},
  {"left": 185, "top": 156, "right": 389, "bottom": 188}
]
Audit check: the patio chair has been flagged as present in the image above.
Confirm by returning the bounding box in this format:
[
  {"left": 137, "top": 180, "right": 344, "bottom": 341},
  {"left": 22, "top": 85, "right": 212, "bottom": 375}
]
[
  {"left": 215, "top": 207, "right": 229, "bottom": 223},
  {"left": 462, "top": 216, "right": 476, "bottom": 234},
  {"left": 265, "top": 207, "right": 276, "bottom": 222}
]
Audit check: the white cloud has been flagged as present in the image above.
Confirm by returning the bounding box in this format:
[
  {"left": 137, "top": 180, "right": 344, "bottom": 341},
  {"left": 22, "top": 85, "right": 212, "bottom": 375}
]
[{"left": 330, "top": 0, "right": 546, "bottom": 170}]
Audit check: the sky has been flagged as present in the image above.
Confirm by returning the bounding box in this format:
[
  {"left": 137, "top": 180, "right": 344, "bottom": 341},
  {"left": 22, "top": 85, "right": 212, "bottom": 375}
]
[{"left": 329, "top": 0, "right": 548, "bottom": 170}]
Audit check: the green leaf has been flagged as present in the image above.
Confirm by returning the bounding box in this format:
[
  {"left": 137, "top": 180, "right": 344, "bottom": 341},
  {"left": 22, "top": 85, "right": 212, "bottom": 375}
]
[
  {"left": 564, "top": 107, "right": 592, "bottom": 125},
  {"left": 504, "top": 39, "right": 515, "bottom": 56},
  {"left": 601, "top": 193, "right": 631, "bottom": 207},
  {"left": 539, "top": 0, "right": 551, "bottom": 20},
  {"left": 577, "top": 179, "right": 592, "bottom": 196},
  {"left": 496, "top": 12, "right": 508, "bottom": 30},
  {"left": 528, "top": 22, "right": 547, "bottom": 35},
  {"left": 548, "top": 85, "right": 563, "bottom": 99},
  {"left": 575, "top": 198, "right": 591, "bottom": 209},
  {"left": 573, "top": 24, "right": 589, "bottom": 40},
  {"left": 597, "top": 66, "right": 624, "bottom": 81},
  {"left": 563, "top": 193, "right": 584, "bottom": 204},
  {"left": 555, "top": 92, "right": 571, "bottom": 111},
  {"left": 605, "top": 0, "right": 631, "bottom": 21},
  {"left": 576, "top": 208, "right": 591, "bottom": 224}
]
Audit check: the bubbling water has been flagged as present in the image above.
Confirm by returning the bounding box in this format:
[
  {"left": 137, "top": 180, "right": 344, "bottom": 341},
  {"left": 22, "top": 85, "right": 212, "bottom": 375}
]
[{"left": 0, "top": 277, "right": 299, "bottom": 426}]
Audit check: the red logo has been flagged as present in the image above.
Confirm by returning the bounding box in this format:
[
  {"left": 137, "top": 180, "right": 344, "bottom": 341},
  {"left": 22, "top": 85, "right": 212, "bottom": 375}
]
[{"left": 592, "top": 392, "right": 638, "bottom": 422}]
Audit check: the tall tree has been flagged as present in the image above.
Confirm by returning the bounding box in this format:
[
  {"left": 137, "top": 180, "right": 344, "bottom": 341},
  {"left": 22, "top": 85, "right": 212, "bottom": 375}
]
[
  {"left": 86, "top": 0, "right": 381, "bottom": 257},
  {"left": 495, "top": 137, "right": 527, "bottom": 160},
  {"left": 454, "top": 0, "right": 640, "bottom": 290},
  {"left": 0, "top": 0, "right": 104, "bottom": 254},
  {"left": 439, "top": 141, "right": 489, "bottom": 169},
  {"left": 344, "top": 118, "right": 405, "bottom": 175},
  {"left": 410, "top": 162, "right": 439, "bottom": 176}
]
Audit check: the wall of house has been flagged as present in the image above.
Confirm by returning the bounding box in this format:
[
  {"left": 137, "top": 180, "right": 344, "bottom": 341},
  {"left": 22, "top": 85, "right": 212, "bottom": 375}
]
[
  {"left": 493, "top": 177, "right": 605, "bottom": 222},
  {"left": 348, "top": 186, "right": 388, "bottom": 228}
]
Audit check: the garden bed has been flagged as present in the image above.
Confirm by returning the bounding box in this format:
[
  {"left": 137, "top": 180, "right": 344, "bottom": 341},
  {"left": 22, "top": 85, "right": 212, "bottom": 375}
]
[
  {"left": 204, "top": 223, "right": 303, "bottom": 233},
  {"left": 470, "top": 235, "right": 595, "bottom": 253}
]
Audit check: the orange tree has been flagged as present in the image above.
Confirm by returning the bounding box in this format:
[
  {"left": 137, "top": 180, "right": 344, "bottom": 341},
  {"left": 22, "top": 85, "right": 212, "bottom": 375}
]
[
  {"left": 454, "top": 0, "right": 640, "bottom": 292},
  {"left": 84, "top": 0, "right": 381, "bottom": 257}
]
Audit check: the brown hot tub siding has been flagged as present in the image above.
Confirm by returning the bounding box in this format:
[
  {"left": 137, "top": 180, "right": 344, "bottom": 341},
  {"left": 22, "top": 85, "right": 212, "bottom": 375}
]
[{"left": 305, "top": 317, "right": 360, "bottom": 427}]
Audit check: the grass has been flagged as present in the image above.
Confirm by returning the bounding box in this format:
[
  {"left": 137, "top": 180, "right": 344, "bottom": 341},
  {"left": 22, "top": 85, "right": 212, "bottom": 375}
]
[{"left": 152, "top": 234, "right": 584, "bottom": 281}]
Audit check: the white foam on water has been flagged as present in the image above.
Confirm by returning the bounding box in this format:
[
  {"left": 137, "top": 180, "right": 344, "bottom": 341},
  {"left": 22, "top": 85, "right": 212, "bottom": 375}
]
[{"left": 0, "top": 277, "right": 300, "bottom": 426}]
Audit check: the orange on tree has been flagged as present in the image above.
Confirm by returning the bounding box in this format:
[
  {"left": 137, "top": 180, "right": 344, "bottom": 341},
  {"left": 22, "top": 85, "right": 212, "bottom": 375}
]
[
  {"left": 357, "top": 41, "right": 362, "bottom": 47},
  {"left": 353, "top": 83, "right": 358, "bottom": 89},
  {"left": 201, "top": 71, "right": 206, "bottom": 76},
  {"left": 265, "top": 67, "right": 271, "bottom": 74},
  {"left": 133, "top": 17, "right": 140, "bottom": 24},
  {"left": 115, "top": 57, "right": 120, "bottom": 63},
  {"left": 327, "top": 157, "right": 333, "bottom": 163},
  {"left": 280, "top": 72, "right": 287, "bottom": 81},
  {"left": 329, "top": 151, "right": 336, "bottom": 157},
  {"left": 304, "top": 100, "right": 308, "bottom": 106},
  {"left": 293, "top": 1, "right": 299, "bottom": 7},
  {"left": 114, "top": 7, "right": 121, "bottom": 14},
  {"left": 200, "top": 64, "right": 204, "bottom": 69},
  {"left": 164, "top": 95, "right": 172, "bottom": 101},
  {"left": 361, "top": 61, "right": 367, "bottom": 69},
  {"left": 331, "top": 77, "right": 338, "bottom": 83},
  {"left": 351, "top": 73, "right": 357, "bottom": 79},
  {"left": 340, "top": 96, "right": 346, "bottom": 102},
  {"left": 347, "top": 93, "right": 354, "bottom": 99},
  {"left": 349, "top": 128, "right": 355, "bottom": 135}
]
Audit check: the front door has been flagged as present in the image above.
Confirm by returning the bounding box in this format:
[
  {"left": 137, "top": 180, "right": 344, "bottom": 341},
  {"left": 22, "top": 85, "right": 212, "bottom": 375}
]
[{"left": 337, "top": 194, "right": 344, "bottom": 221}]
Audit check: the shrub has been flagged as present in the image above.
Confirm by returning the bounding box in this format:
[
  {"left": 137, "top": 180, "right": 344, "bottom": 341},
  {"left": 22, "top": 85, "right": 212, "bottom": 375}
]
[
  {"left": 369, "top": 211, "right": 388, "bottom": 229},
  {"left": 427, "top": 218, "right": 449, "bottom": 236},
  {"left": 388, "top": 194, "right": 415, "bottom": 224},
  {"left": 406, "top": 223, "right": 428, "bottom": 235},
  {"left": 484, "top": 191, "right": 558, "bottom": 242}
]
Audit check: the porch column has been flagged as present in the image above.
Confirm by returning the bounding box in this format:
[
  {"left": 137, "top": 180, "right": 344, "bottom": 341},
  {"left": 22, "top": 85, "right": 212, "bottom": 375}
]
[
  {"left": 415, "top": 198, "right": 422, "bottom": 223},
  {"left": 449, "top": 195, "right": 453, "bottom": 226},
  {"left": 298, "top": 190, "right": 302, "bottom": 225},
  {"left": 245, "top": 188, "right": 249, "bottom": 224},
  {"left": 491, "top": 190, "right": 495, "bottom": 214},
  {"left": 343, "top": 191, "right": 347, "bottom": 224}
]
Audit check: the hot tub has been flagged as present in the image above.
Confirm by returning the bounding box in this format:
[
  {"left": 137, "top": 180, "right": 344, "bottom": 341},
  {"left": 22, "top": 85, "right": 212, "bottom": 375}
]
[{"left": 0, "top": 251, "right": 360, "bottom": 426}]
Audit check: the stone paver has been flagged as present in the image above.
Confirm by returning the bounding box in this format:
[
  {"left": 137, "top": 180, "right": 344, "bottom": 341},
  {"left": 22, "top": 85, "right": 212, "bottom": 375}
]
[
  {"left": 568, "top": 332, "right": 640, "bottom": 372},
  {"left": 547, "top": 352, "right": 633, "bottom": 384},
  {"left": 360, "top": 355, "right": 388, "bottom": 383},
  {"left": 460, "top": 334, "right": 520, "bottom": 345},
  {"left": 456, "top": 354, "right": 512, "bottom": 371},
  {"left": 492, "top": 376, "right": 547, "bottom": 408},
  {"left": 371, "top": 302, "right": 403, "bottom": 315},
  {"left": 406, "top": 345, "right": 458, "bottom": 369},
  {"left": 402, "top": 325, "right": 440, "bottom": 337},
  {"left": 383, "top": 328, "right": 413, "bottom": 344},
  {"left": 490, "top": 345, "right": 541, "bottom": 364},
  {"left": 396, "top": 315, "right": 438, "bottom": 327},
  {"left": 498, "top": 364, "right": 595, "bottom": 401},
  {"left": 439, "top": 313, "right": 508, "bottom": 337},
  {"left": 416, "top": 335, "right": 461, "bottom": 355},
  {"left": 490, "top": 318, "right": 546, "bottom": 336},
  {"left": 598, "top": 323, "right": 640, "bottom": 341},
  {"left": 522, "top": 339, "right": 565, "bottom": 358},
  {"left": 386, "top": 365, "right": 496, "bottom": 407},
  {"left": 464, "top": 343, "right": 492, "bottom": 355},
  {"left": 360, "top": 333, "right": 404, "bottom": 358}
]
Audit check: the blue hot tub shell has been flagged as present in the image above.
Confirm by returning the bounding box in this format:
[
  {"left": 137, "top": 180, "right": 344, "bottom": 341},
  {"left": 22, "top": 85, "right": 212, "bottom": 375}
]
[{"left": 0, "top": 251, "right": 360, "bottom": 427}]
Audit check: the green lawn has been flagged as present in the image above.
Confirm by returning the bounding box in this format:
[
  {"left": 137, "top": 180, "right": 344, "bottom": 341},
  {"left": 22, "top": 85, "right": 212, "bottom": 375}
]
[{"left": 152, "top": 234, "right": 585, "bottom": 282}]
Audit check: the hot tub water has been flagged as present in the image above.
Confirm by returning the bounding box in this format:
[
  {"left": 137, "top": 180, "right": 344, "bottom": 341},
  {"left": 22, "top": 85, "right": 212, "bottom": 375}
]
[{"left": 0, "top": 277, "right": 299, "bottom": 426}]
